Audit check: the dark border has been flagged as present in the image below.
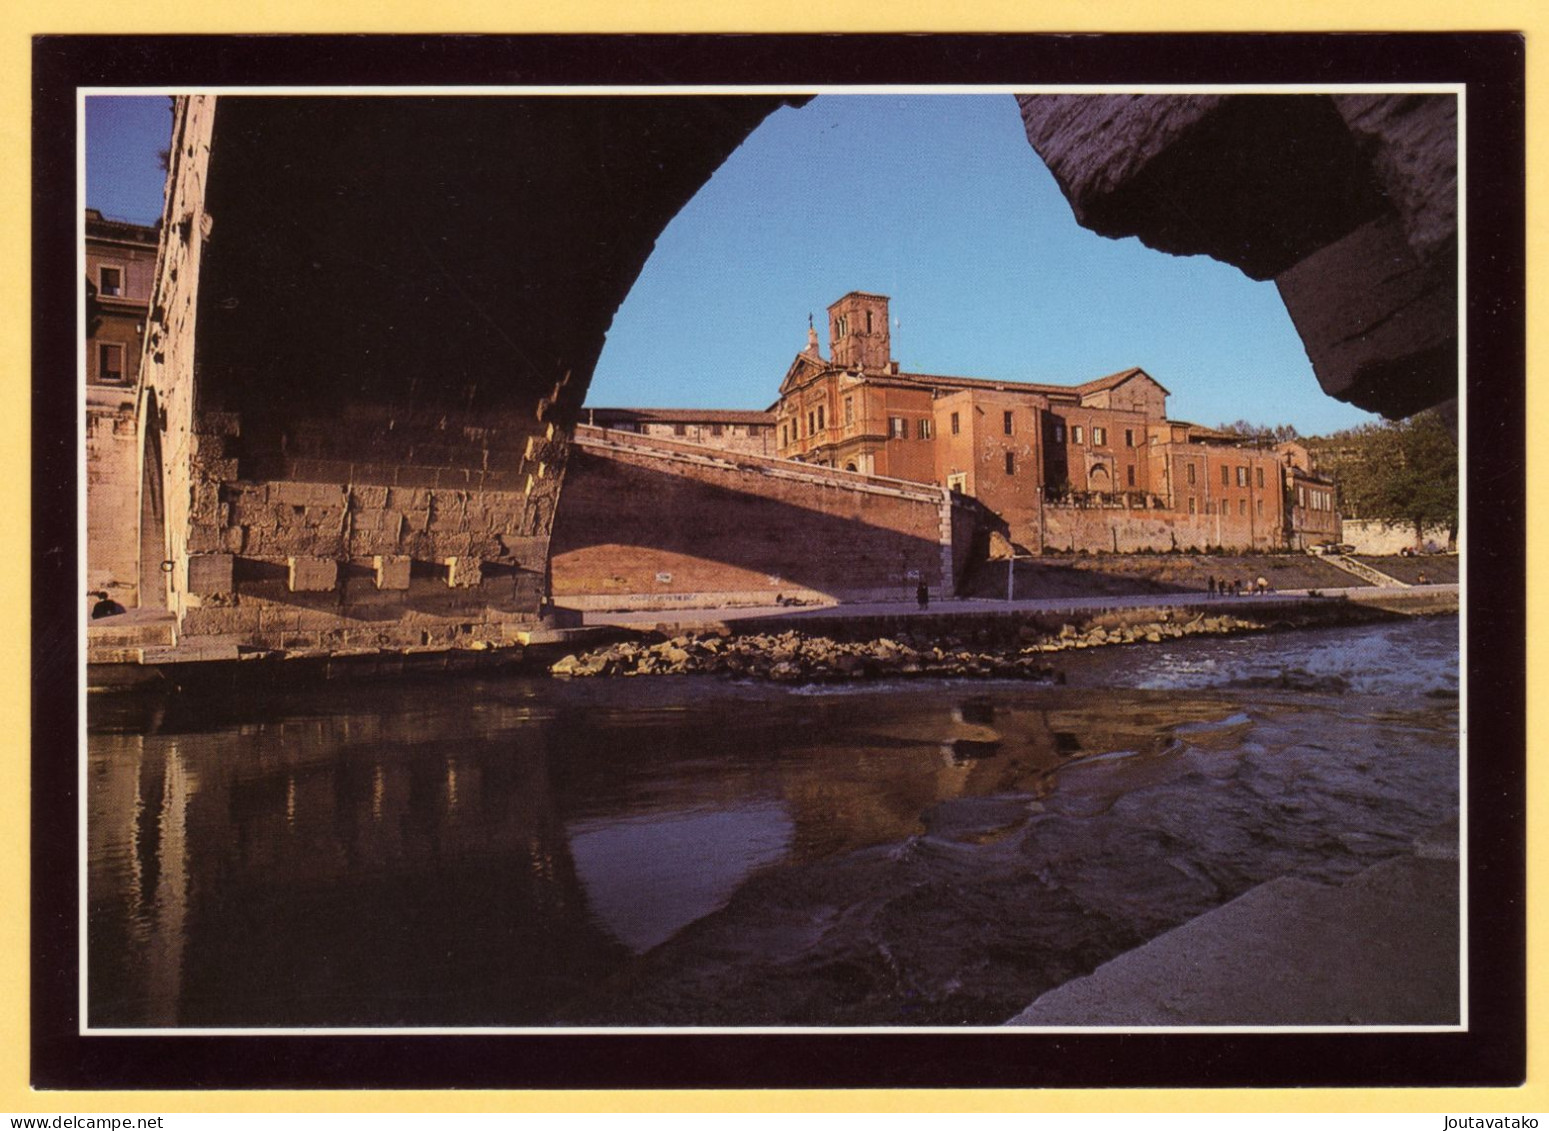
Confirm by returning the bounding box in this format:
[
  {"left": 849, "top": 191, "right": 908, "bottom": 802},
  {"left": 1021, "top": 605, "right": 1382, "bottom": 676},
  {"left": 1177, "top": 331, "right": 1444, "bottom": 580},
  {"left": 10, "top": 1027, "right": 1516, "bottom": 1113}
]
[{"left": 33, "top": 32, "right": 1526, "bottom": 1091}]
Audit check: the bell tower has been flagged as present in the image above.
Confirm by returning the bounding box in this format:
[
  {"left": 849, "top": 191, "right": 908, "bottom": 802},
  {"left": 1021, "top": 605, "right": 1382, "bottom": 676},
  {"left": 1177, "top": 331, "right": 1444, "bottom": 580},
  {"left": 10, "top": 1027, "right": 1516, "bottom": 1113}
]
[{"left": 827, "top": 291, "right": 891, "bottom": 371}]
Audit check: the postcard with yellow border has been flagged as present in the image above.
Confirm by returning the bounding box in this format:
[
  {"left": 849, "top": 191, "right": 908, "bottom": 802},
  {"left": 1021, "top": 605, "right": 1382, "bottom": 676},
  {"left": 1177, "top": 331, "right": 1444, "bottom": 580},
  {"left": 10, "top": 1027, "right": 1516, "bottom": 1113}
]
[{"left": 17, "top": 24, "right": 1532, "bottom": 1111}]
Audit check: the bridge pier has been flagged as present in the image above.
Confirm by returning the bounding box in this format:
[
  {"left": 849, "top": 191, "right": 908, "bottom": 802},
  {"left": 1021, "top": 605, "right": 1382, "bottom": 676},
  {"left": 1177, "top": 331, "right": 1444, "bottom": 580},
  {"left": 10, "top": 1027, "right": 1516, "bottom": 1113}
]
[{"left": 115, "top": 93, "right": 798, "bottom": 661}]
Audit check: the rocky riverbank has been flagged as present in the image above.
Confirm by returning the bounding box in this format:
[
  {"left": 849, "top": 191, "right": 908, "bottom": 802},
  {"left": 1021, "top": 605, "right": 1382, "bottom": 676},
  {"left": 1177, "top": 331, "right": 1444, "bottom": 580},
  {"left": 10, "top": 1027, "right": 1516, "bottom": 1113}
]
[{"left": 549, "top": 609, "right": 1323, "bottom": 683}]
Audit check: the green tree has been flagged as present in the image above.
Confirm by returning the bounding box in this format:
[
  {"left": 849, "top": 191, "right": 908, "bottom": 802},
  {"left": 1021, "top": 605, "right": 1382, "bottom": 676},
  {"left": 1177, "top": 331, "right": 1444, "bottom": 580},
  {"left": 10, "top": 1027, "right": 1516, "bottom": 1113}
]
[
  {"left": 1315, "top": 409, "right": 1458, "bottom": 547},
  {"left": 1216, "top": 420, "right": 1301, "bottom": 445}
]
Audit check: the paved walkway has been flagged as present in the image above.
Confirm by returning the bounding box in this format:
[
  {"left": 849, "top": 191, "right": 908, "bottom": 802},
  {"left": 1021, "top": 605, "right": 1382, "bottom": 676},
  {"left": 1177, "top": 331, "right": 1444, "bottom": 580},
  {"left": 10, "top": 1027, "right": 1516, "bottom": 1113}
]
[{"left": 573, "top": 585, "right": 1459, "bottom": 632}]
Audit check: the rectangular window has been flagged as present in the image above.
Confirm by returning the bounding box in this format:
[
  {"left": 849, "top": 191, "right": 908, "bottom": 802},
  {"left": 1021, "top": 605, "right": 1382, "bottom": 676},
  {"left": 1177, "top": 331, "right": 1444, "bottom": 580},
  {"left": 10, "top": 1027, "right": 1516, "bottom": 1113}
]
[
  {"left": 781, "top": 424, "right": 788, "bottom": 446},
  {"left": 917, "top": 419, "right": 932, "bottom": 440},
  {"left": 1186, "top": 463, "right": 1196, "bottom": 486},
  {"left": 1297, "top": 486, "right": 1305, "bottom": 506},
  {"left": 1126, "top": 465, "right": 1135, "bottom": 487},
  {"left": 808, "top": 411, "right": 816, "bottom": 436},
  {"left": 817, "top": 405, "right": 825, "bottom": 431},
  {"left": 1256, "top": 466, "right": 1265, "bottom": 489},
  {"left": 1125, "top": 428, "right": 1134, "bottom": 447},
  {"left": 1093, "top": 426, "right": 1107, "bottom": 446},
  {"left": 1188, "top": 496, "right": 1197, "bottom": 514},
  {"left": 99, "top": 265, "right": 123, "bottom": 297},
  {"left": 1005, "top": 451, "right": 1015, "bottom": 475},
  {"left": 1257, "top": 498, "right": 1264, "bottom": 516},
  {"left": 1236, "top": 466, "right": 1248, "bottom": 487},
  {"left": 889, "top": 416, "right": 907, "bottom": 439},
  {"left": 97, "top": 342, "right": 124, "bottom": 382},
  {"left": 950, "top": 412, "right": 960, "bottom": 435},
  {"left": 711, "top": 423, "right": 723, "bottom": 437},
  {"left": 1222, "top": 465, "right": 1230, "bottom": 486},
  {"left": 1073, "top": 425, "right": 1084, "bottom": 444},
  {"left": 844, "top": 397, "right": 854, "bottom": 426},
  {"left": 1003, "top": 411, "right": 1014, "bottom": 435},
  {"left": 1239, "top": 499, "right": 1247, "bottom": 516},
  {"left": 673, "top": 422, "right": 686, "bottom": 437}
]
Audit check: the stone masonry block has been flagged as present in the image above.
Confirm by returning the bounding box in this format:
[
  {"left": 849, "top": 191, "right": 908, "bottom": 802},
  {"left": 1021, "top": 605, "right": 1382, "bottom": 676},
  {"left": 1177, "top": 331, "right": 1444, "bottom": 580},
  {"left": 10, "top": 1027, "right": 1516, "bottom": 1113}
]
[
  {"left": 444, "top": 557, "right": 483, "bottom": 588},
  {"left": 387, "top": 486, "right": 431, "bottom": 511},
  {"left": 190, "top": 432, "right": 226, "bottom": 459},
  {"left": 186, "top": 524, "right": 227, "bottom": 554},
  {"left": 349, "top": 484, "right": 391, "bottom": 510},
  {"left": 197, "top": 411, "right": 241, "bottom": 437},
  {"left": 186, "top": 553, "right": 234, "bottom": 596},
  {"left": 180, "top": 603, "right": 254, "bottom": 636},
  {"left": 270, "top": 480, "right": 346, "bottom": 508},
  {"left": 288, "top": 556, "right": 339, "bottom": 592},
  {"left": 192, "top": 457, "right": 239, "bottom": 481},
  {"left": 374, "top": 555, "right": 412, "bottom": 590}
]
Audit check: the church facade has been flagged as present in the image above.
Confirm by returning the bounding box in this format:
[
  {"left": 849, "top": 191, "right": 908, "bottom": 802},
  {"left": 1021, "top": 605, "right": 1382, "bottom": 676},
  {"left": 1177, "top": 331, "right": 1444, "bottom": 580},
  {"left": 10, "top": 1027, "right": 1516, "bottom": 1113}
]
[{"left": 773, "top": 291, "right": 1332, "bottom": 554}]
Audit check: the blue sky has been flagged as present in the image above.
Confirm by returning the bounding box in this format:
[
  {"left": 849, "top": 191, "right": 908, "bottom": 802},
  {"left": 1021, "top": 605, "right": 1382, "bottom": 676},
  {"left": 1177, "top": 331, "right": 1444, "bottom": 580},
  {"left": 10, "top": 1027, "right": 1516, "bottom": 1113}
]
[{"left": 85, "top": 93, "right": 1379, "bottom": 436}]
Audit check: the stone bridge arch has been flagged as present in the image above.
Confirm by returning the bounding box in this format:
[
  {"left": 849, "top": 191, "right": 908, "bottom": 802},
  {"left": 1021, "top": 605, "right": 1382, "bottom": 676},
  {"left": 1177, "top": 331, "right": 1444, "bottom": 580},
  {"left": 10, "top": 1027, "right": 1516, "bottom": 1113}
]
[{"left": 128, "top": 90, "right": 1457, "bottom": 658}]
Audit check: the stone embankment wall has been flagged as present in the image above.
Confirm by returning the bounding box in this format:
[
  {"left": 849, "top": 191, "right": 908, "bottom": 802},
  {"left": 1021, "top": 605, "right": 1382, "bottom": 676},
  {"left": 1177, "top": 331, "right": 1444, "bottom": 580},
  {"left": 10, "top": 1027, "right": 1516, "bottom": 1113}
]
[
  {"left": 1041, "top": 504, "right": 1282, "bottom": 554},
  {"left": 170, "top": 405, "right": 568, "bottom": 657},
  {"left": 550, "top": 426, "right": 969, "bottom": 609},
  {"left": 1342, "top": 519, "right": 1454, "bottom": 555}
]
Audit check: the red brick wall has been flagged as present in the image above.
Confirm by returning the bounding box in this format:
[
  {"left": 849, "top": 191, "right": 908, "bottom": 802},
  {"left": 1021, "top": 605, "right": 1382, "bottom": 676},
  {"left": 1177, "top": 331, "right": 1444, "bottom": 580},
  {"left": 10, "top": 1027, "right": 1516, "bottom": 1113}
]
[
  {"left": 1043, "top": 502, "right": 1284, "bottom": 553},
  {"left": 874, "top": 386, "right": 937, "bottom": 481},
  {"left": 551, "top": 428, "right": 956, "bottom": 608}
]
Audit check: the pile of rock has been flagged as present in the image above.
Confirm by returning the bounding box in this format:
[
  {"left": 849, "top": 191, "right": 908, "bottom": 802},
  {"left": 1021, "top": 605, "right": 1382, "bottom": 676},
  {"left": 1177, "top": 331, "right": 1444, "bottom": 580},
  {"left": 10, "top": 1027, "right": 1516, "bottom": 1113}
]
[
  {"left": 548, "top": 612, "right": 1277, "bottom": 683},
  {"left": 1026, "top": 613, "right": 1267, "bottom": 651},
  {"left": 550, "top": 631, "right": 1060, "bottom": 683}
]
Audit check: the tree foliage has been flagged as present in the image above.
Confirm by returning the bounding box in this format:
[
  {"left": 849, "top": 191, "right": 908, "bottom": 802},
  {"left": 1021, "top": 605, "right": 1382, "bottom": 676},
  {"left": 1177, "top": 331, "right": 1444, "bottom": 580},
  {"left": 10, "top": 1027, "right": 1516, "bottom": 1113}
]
[
  {"left": 1311, "top": 409, "right": 1458, "bottom": 544},
  {"left": 1215, "top": 420, "right": 1301, "bottom": 444}
]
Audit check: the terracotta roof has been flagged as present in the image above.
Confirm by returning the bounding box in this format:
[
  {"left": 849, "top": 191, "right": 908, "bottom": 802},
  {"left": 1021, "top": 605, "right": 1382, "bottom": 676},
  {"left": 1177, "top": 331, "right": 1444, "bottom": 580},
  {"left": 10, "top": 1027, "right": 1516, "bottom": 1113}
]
[
  {"left": 85, "top": 209, "right": 160, "bottom": 244},
  {"left": 1170, "top": 422, "right": 1261, "bottom": 445},
  {"left": 883, "top": 365, "right": 1162, "bottom": 399},
  {"left": 586, "top": 407, "right": 776, "bottom": 426},
  {"left": 1073, "top": 366, "right": 1169, "bottom": 397}
]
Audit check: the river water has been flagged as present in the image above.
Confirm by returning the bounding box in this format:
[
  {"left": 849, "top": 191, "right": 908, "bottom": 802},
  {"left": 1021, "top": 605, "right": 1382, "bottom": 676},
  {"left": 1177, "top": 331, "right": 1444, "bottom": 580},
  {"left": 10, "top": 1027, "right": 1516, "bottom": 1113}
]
[{"left": 86, "top": 615, "right": 1459, "bottom": 1029}]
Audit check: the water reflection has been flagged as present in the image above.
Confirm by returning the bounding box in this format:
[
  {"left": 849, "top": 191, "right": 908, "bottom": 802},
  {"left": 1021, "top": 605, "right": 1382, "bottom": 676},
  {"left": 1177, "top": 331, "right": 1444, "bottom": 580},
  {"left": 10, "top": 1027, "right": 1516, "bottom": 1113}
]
[
  {"left": 569, "top": 802, "right": 794, "bottom": 952},
  {"left": 87, "top": 618, "right": 1459, "bottom": 1028}
]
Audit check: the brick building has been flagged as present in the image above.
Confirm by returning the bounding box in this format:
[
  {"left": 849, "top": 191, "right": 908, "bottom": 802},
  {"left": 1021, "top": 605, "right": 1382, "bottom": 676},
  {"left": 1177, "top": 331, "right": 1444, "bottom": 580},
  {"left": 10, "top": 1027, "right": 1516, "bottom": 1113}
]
[
  {"left": 774, "top": 291, "right": 1334, "bottom": 554},
  {"left": 582, "top": 407, "right": 777, "bottom": 457},
  {"left": 1276, "top": 440, "right": 1343, "bottom": 550},
  {"left": 86, "top": 209, "right": 159, "bottom": 388}
]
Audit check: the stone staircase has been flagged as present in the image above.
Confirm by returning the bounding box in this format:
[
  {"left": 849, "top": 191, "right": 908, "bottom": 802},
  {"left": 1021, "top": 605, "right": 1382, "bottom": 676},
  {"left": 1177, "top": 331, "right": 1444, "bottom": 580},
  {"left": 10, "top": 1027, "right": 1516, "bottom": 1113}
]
[{"left": 1323, "top": 554, "right": 1408, "bottom": 588}]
